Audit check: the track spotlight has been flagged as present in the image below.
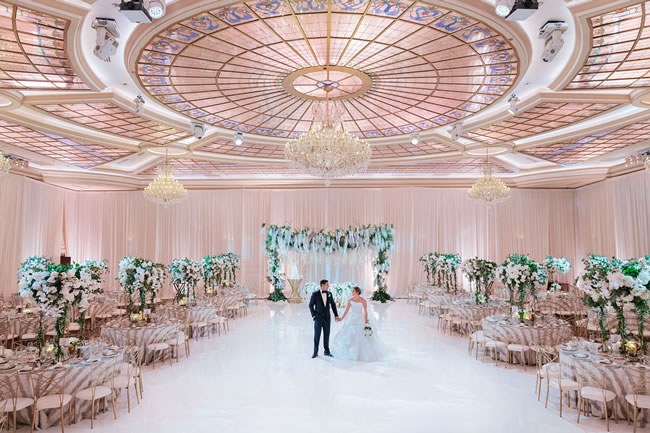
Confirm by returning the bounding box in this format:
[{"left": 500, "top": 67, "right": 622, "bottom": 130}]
[
  {"left": 410, "top": 132, "right": 420, "bottom": 145},
  {"left": 451, "top": 122, "right": 462, "bottom": 141},
  {"left": 134, "top": 95, "right": 144, "bottom": 114},
  {"left": 147, "top": 0, "right": 166, "bottom": 19},
  {"left": 495, "top": 0, "right": 514, "bottom": 17},
  {"left": 507, "top": 94, "right": 519, "bottom": 115},
  {"left": 234, "top": 131, "right": 244, "bottom": 146}
]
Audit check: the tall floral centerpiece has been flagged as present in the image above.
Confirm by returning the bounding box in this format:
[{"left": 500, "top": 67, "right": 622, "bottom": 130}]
[
  {"left": 462, "top": 258, "right": 497, "bottom": 304},
  {"left": 578, "top": 254, "right": 617, "bottom": 349},
  {"left": 601, "top": 257, "right": 650, "bottom": 352},
  {"left": 18, "top": 257, "right": 106, "bottom": 361},
  {"left": 497, "top": 254, "right": 547, "bottom": 322},
  {"left": 169, "top": 258, "right": 202, "bottom": 302},
  {"left": 543, "top": 256, "right": 571, "bottom": 292},
  {"left": 419, "top": 253, "right": 438, "bottom": 285},
  {"left": 75, "top": 259, "right": 108, "bottom": 339},
  {"left": 118, "top": 257, "right": 166, "bottom": 315},
  {"left": 202, "top": 253, "right": 241, "bottom": 293},
  {"left": 262, "top": 224, "right": 395, "bottom": 303}
]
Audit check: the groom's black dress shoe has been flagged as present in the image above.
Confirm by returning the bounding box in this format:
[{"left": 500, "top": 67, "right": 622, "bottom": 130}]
[
  {"left": 324, "top": 352, "right": 333, "bottom": 357},
  {"left": 312, "top": 354, "right": 318, "bottom": 358}
]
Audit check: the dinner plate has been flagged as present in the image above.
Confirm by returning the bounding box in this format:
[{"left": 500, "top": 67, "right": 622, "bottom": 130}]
[
  {"left": 18, "top": 366, "right": 32, "bottom": 372},
  {"left": 0, "top": 363, "right": 15, "bottom": 370},
  {"left": 83, "top": 359, "right": 100, "bottom": 364},
  {"left": 573, "top": 353, "right": 589, "bottom": 359}
]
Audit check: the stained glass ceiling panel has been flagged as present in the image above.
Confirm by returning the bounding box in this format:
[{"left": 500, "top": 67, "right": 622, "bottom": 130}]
[
  {"left": 35, "top": 103, "right": 191, "bottom": 145},
  {"left": 567, "top": 2, "right": 650, "bottom": 89},
  {"left": 523, "top": 119, "right": 650, "bottom": 164},
  {"left": 464, "top": 102, "right": 620, "bottom": 145},
  {"left": 137, "top": 0, "right": 518, "bottom": 138},
  {"left": 0, "top": 120, "right": 131, "bottom": 168},
  {"left": 0, "top": 2, "right": 88, "bottom": 90}
]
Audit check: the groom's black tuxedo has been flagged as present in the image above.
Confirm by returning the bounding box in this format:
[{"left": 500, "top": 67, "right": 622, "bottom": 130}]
[{"left": 309, "top": 290, "right": 339, "bottom": 356}]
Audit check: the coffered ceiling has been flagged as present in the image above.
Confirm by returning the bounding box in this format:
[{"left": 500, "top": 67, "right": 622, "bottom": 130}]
[{"left": 0, "top": 0, "right": 647, "bottom": 190}]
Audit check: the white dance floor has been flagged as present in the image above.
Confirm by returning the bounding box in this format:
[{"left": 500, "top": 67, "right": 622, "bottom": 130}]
[{"left": 45, "top": 301, "right": 645, "bottom": 433}]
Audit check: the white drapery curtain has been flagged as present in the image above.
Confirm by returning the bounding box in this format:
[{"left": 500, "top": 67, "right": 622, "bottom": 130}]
[
  {"left": 0, "top": 174, "right": 64, "bottom": 293},
  {"left": 60, "top": 187, "right": 578, "bottom": 297},
  {"left": 1, "top": 171, "right": 648, "bottom": 297},
  {"left": 575, "top": 170, "right": 650, "bottom": 263}
]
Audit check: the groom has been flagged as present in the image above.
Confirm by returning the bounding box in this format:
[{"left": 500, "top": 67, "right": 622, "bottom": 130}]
[{"left": 309, "top": 279, "right": 340, "bottom": 358}]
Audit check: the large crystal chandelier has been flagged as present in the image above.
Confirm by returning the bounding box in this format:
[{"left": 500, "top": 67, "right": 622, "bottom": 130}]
[
  {"left": 143, "top": 150, "right": 186, "bottom": 205},
  {"left": 467, "top": 153, "right": 511, "bottom": 204},
  {"left": 0, "top": 153, "right": 11, "bottom": 176},
  {"left": 285, "top": 100, "right": 371, "bottom": 179}
]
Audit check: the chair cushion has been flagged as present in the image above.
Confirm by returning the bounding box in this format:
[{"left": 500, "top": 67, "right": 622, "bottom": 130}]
[
  {"left": 66, "top": 323, "right": 81, "bottom": 331},
  {"left": 549, "top": 378, "right": 579, "bottom": 391},
  {"left": 20, "top": 333, "right": 37, "bottom": 340},
  {"left": 0, "top": 348, "right": 13, "bottom": 357},
  {"left": 0, "top": 397, "right": 34, "bottom": 412},
  {"left": 485, "top": 340, "right": 507, "bottom": 348},
  {"left": 507, "top": 344, "right": 530, "bottom": 351},
  {"left": 147, "top": 342, "right": 170, "bottom": 351},
  {"left": 75, "top": 386, "right": 112, "bottom": 401},
  {"left": 626, "top": 394, "right": 650, "bottom": 409},
  {"left": 581, "top": 386, "right": 616, "bottom": 402},
  {"left": 191, "top": 322, "right": 207, "bottom": 327},
  {"left": 36, "top": 394, "right": 72, "bottom": 409}
]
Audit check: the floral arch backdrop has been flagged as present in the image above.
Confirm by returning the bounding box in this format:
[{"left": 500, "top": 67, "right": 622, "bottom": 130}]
[{"left": 262, "top": 224, "right": 395, "bottom": 301}]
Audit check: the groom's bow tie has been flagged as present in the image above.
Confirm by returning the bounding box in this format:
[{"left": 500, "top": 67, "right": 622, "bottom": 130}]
[{"left": 321, "top": 291, "right": 328, "bottom": 294}]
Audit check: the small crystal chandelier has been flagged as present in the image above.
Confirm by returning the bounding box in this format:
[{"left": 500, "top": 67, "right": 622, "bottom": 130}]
[
  {"left": 0, "top": 153, "right": 11, "bottom": 176},
  {"left": 285, "top": 99, "right": 371, "bottom": 179},
  {"left": 143, "top": 150, "right": 186, "bottom": 205},
  {"left": 467, "top": 150, "right": 511, "bottom": 204}
]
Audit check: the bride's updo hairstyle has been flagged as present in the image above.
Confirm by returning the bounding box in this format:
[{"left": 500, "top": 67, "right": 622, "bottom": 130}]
[{"left": 352, "top": 287, "right": 361, "bottom": 295}]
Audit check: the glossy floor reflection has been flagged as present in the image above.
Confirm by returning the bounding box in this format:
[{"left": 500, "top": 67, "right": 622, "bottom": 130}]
[{"left": 45, "top": 301, "right": 645, "bottom": 433}]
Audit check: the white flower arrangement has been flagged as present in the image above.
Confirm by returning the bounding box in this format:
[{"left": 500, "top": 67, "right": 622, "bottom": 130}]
[
  {"left": 169, "top": 258, "right": 203, "bottom": 300},
  {"left": 262, "top": 224, "right": 395, "bottom": 301},
  {"left": 420, "top": 252, "right": 462, "bottom": 293},
  {"left": 118, "top": 256, "right": 166, "bottom": 313},
  {"left": 543, "top": 256, "right": 571, "bottom": 274},
  {"left": 17, "top": 257, "right": 108, "bottom": 359},
  {"left": 202, "top": 253, "right": 240, "bottom": 288},
  {"left": 497, "top": 254, "right": 547, "bottom": 321},
  {"left": 462, "top": 257, "right": 497, "bottom": 304}
]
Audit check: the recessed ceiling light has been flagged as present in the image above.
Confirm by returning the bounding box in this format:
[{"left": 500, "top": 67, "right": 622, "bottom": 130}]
[
  {"left": 410, "top": 132, "right": 420, "bottom": 145},
  {"left": 234, "top": 131, "right": 244, "bottom": 146}
]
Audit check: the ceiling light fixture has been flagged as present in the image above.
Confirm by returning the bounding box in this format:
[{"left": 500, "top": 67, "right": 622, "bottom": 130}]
[
  {"left": 147, "top": 0, "right": 166, "bottom": 19},
  {"left": 495, "top": 0, "right": 514, "bottom": 17},
  {"left": 467, "top": 150, "right": 511, "bottom": 205},
  {"left": 450, "top": 122, "right": 463, "bottom": 141},
  {"left": 234, "top": 131, "right": 244, "bottom": 146},
  {"left": 118, "top": 0, "right": 152, "bottom": 23},
  {"left": 507, "top": 94, "right": 520, "bottom": 115},
  {"left": 143, "top": 149, "right": 187, "bottom": 206},
  {"left": 285, "top": 100, "right": 371, "bottom": 179},
  {"left": 410, "top": 132, "right": 420, "bottom": 145},
  {"left": 0, "top": 153, "right": 11, "bottom": 176},
  {"left": 134, "top": 95, "right": 144, "bottom": 114},
  {"left": 504, "top": 0, "right": 539, "bottom": 21}
]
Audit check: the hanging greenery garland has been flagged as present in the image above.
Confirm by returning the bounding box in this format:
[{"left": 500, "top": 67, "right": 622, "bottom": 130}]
[{"left": 261, "top": 223, "right": 395, "bottom": 302}]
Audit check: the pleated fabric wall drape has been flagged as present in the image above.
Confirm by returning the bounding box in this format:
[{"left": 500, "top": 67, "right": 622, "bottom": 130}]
[{"left": 0, "top": 171, "right": 647, "bottom": 297}]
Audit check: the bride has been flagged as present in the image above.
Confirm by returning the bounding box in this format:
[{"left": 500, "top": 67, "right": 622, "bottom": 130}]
[{"left": 331, "top": 287, "right": 384, "bottom": 362}]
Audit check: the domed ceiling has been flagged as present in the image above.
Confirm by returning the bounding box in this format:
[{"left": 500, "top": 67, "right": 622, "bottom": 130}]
[
  {"left": 0, "top": 0, "right": 647, "bottom": 190},
  {"left": 135, "top": 0, "right": 518, "bottom": 138}
]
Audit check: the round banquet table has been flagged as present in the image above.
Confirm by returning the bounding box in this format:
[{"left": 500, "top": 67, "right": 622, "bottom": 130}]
[
  {"left": 448, "top": 301, "right": 509, "bottom": 324},
  {"left": 100, "top": 322, "right": 180, "bottom": 364},
  {"left": 0, "top": 351, "right": 123, "bottom": 428},
  {"left": 559, "top": 340, "right": 650, "bottom": 423},
  {"left": 482, "top": 314, "right": 573, "bottom": 348}
]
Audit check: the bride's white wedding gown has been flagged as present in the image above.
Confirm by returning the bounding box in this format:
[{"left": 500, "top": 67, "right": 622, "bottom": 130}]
[{"left": 331, "top": 301, "right": 384, "bottom": 362}]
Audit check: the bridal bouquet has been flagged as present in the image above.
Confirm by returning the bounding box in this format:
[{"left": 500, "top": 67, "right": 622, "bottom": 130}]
[{"left": 364, "top": 324, "right": 373, "bottom": 337}]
